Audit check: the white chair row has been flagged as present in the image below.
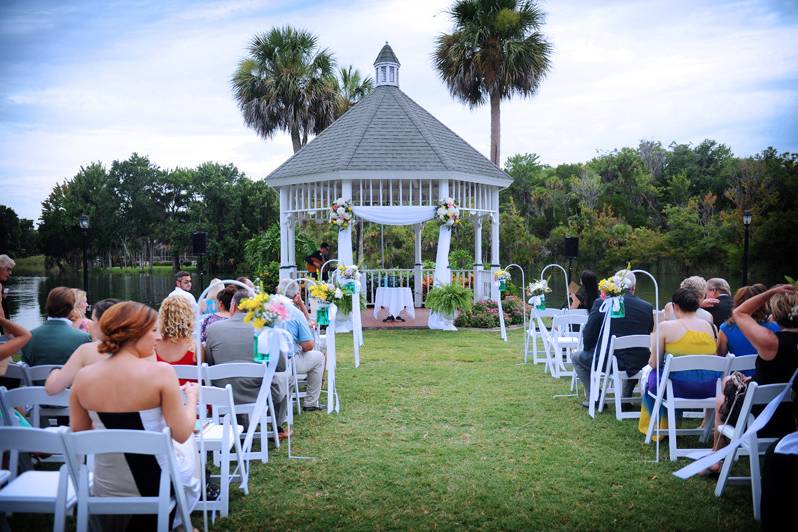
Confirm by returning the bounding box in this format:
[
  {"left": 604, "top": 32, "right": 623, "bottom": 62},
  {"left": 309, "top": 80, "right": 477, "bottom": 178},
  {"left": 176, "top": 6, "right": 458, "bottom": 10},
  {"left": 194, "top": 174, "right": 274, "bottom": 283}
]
[
  {"left": 2, "top": 362, "right": 62, "bottom": 387},
  {"left": 0, "top": 425, "right": 192, "bottom": 532}
]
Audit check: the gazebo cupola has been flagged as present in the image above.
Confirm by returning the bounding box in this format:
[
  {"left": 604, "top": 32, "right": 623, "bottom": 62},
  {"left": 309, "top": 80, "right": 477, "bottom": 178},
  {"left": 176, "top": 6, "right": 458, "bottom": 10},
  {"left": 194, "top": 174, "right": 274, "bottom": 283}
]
[
  {"left": 266, "top": 43, "right": 512, "bottom": 305},
  {"left": 374, "top": 42, "right": 400, "bottom": 87}
]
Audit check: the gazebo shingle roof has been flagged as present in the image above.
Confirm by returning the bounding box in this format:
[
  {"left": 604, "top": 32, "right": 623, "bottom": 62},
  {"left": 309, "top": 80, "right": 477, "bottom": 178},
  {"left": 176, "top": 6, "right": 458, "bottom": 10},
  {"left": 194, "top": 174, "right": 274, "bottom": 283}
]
[
  {"left": 373, "top": 42, "right": 400, "bottom": 65},
  {"left": 266, "top": 85, "right": 511, "bottom": 184}
]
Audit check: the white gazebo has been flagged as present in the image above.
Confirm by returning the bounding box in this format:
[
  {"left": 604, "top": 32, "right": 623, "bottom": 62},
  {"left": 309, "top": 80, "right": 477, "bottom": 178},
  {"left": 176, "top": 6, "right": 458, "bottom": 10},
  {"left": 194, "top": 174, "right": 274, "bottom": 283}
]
[{"left": 266, "top": 43, "right": 512, "bottom": 304}]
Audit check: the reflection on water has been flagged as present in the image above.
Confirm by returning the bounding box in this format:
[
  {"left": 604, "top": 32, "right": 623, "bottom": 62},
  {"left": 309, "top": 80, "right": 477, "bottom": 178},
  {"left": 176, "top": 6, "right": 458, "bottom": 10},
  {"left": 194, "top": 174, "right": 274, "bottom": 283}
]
[
  {"left": 7, "top": 269, "right": 698, "bottom": 332},
  {"left": 6, "top": 272, "right": 198, "bottom": 331}
]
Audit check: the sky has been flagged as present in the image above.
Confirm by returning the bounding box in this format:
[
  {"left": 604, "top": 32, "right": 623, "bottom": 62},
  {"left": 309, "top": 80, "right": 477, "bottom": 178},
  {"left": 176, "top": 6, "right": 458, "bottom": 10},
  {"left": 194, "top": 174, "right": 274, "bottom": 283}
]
[{"left": 1, "top": 0, "right": 797, "bottom": 222}]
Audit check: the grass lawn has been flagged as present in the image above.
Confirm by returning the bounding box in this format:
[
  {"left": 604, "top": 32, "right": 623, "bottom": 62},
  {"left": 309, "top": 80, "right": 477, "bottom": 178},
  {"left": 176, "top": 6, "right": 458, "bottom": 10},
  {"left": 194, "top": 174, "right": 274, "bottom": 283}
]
[{"left": 213, "top": 328, "right": 756, "bottom": 531}]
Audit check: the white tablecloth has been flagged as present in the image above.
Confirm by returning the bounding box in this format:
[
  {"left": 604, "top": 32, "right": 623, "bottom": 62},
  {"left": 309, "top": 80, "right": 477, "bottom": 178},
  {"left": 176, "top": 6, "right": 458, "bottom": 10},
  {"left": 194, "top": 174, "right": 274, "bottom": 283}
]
[{"left": 373, "top": 287, "right": 415, "bottom": 319}]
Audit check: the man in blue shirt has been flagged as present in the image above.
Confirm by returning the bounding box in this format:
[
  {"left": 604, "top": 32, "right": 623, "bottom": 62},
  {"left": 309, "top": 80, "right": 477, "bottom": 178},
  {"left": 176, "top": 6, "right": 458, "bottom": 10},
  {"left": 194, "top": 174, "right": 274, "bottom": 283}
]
[{"left": 277, "top": 280, "right": 326, "bottom": 411}]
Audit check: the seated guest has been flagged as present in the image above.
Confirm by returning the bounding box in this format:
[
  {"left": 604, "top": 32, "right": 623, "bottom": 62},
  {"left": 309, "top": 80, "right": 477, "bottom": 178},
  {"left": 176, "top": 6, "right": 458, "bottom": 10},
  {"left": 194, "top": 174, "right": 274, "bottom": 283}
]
[
  {"left": 0, "top": 305, "right": 31, "bottom": 369},
  {"left": 69, "top": 301, "right": 200, "bottom": 530},
  {"left": 277, "top": 279, "right": 326, "bottom": 411},
  {"left": 199, "top": 279, "right": 223, "bottom": 315},
  {"left": 236, "top": 276, "right": 256, "bottom": 291},
  {"left": 717, "top": 284, "right": 779, "bottom": 358},
  {"left": 703, "top": 277, "right": 733, "bottom": 328},
  {"left": 706, "top": 284, "right": 796, "bottom": 470},
  {"left": 204, "top": 289, "right": 291, "bottom": 437},
  {"left": 572, "top": 269, "right": 654, "bottom": 406},
  {"left": 570, "top": 270, "right": 599, "bottom": 311},
  {"left": 200, "top": 285, "right": 235, "bottom": 344},
  {"left": 69, "top": 288, "right": 91, "bottom": 333},
  {"left": 169, "top": 270, "right": 197, "bottom": 309},
  {"left": 155, "top": 296, "right": 198, "bottom": 384},
  {"left": 0, "top": 254, "right": 14, "bottom": 335},
  {"left": 22, "top": 287, "right": 91, "bottom": 366},
  {"left": 662, "top": 276, "right": 714, "bottom": 325},
  {"left": 45, "top": 298, "right": 119, "bottom": 395},
  {"left": 639, "top": 288, "right": 718, "bottom": 435}
]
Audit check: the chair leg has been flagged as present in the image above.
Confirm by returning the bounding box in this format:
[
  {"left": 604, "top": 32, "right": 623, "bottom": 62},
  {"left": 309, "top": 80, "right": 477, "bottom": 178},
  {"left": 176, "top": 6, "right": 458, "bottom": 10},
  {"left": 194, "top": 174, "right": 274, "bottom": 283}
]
[
  {"left": 749, "top": 436, "right": 763, "bottom": 521},
  {"left": 667, "top": 399, "right": 678, "bottom": 461},
  {"left": 715, "top": 443, "right": 738, "bottom": 497},
  {"left": 221, "top": 443, "right": 230, "bottom": 518}
]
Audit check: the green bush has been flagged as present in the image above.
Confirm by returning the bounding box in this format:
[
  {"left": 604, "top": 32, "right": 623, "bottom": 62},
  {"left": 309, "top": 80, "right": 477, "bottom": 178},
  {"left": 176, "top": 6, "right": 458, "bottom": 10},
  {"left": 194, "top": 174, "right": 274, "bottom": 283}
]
[
  {"left": 424, "top": 284, "right": 473, "bottom": 316},
  {"left": 455, "top": 295, "right": 524, "bottom": 328}
]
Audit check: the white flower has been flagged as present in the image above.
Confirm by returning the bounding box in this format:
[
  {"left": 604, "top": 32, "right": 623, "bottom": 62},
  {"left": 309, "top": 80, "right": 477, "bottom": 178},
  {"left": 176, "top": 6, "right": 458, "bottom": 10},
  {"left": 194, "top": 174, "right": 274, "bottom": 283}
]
[
  {"left": 336, "top": 218, "right": 343, "bottom": 225},
  {"left": 336, "top": 207, "right": 345, "bottom": 216},
  {"left": 437, "top": 206, "right": 446, "bottom": 216},
  {"left": 343, "top": 213, "right": 351, "bottom": 220},
  {"left": 445, "top": 197, "right": 454, "bottom": 204},
  {"left": 447, "top": 207, "right": 456, "bottom": 216},
  {"left": 446, "top": 219, "right": 454, "bottom": 226},
  {"left": 334, "top": 288, "right": 343, "bottom": 299},
  {"left": 335, "top": 197, "right": 345, "bottom": 205}
]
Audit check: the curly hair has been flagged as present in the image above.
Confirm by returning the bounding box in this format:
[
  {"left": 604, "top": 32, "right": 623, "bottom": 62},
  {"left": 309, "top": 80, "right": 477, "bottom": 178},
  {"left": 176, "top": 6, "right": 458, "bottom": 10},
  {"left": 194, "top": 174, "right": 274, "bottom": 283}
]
[
  {"left": 98, "top": 302, "right": 157, "bottom": 355},
  {"left": 68, "top": 289, "right": 88, "bottom": 322},
  {"left": 158, "top": 295, "right": 195, "bottom": 341},
  {"left": 770, "top": 291, "right": 798, "bottom": 329},
  {"left": 679, "top": 276, "right": 707, "bottom": 299}
]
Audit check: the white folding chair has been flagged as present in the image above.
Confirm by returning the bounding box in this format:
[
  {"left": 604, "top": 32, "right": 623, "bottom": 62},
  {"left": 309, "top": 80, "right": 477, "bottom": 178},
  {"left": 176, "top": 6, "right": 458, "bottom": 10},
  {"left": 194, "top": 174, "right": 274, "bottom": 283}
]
[
  {"left": 714, "top": 381, "right": 792, "bottom": 520},
  {"left": 525, "top": 308, "right": 563, "bottom": 365},
  {"left": 202, "top": 362, "right": 280, "bottom": 463},
  {"left": 0, "top": 426, "right": 75, "bottom": 532},
  {"left": 289, "top": 355, "right": 309, "bottom": 415},
  {"left": 172, "top": 364, "right": 202, "bottom": 382},
  {"left": 3, "top": 361, "right": 30, "bottom": 387},
  {"left": 195, "top": 384, "right": 248, "bottom": 521},
  {"left": 549, "top": 313, "right": 587, "bottom": 381},
  {"left": 645, "top": 354, "right": 732, "bottom": 461},
  {"left": 598, "top": 334, "right": 651, "bottom": 420},
  {"left": 26, "top": 365, "right": 63, "bottom": 385},
  {"left": 0, "top": 387, "right": 16, "bottom": 426},
  {"left": 728, "top": 353, "right": 758, "bottom": 375},
  {"left": 5, "top": 386, "right": 71, "bottom": 432},
  {"left": 62, "top": 427, "right": 192, "bottom": 532}
]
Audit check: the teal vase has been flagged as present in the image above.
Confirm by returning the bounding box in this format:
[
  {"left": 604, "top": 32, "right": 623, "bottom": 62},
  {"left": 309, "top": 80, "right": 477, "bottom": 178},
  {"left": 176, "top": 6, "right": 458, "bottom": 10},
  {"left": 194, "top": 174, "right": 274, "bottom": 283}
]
[
  {"left": 610, "top": 296, "right": 626, "bottom": 318},
  {"left": 317, "top": 304, "right": 330, "bottom": 326}
]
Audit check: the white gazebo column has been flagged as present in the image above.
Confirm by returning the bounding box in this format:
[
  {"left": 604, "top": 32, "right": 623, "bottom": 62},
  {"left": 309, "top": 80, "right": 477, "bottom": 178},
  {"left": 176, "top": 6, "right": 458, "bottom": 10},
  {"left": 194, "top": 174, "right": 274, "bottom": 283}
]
[
  {"left": 490, "top": 188, "right": 501, "bottom": 299},
  {"left": 473, "top": 215, "right": 483, "bottom": 301},
  {"left": 338, "top": 180, "right": 354, "bottom": 265},
  {"left": 279, "top": 187, "right": 292, "bottom": 279},
  {"left": 433, "top": 179, "right": 452, "bottom": 286},
  {"left": 287, "top": 214, "right": 296, "bottom": 275},
  {"left": 413, "top": 223, "right": 422, "bottom": 306}
]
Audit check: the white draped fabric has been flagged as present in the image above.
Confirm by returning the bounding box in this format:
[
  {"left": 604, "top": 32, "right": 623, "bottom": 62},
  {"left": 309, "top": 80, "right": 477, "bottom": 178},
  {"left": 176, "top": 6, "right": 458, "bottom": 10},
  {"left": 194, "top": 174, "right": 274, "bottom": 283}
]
[
  {"left": 325, "top": 304, "right": 341, "bottom": 414},
  {"left": 351, "top": 206, "right": 434, "bottom": 225},
  {"left": 428, "top": 311, "right": 456, "bottom": 331},
  {"left": 494, "top": 283, "right": 507, "bottom": 341},
  {"left": 433, "top": 225, "right": 452, "bottom": 287},
  {"left": 337, "top": 224, "right": 354, "bottom": 265}
]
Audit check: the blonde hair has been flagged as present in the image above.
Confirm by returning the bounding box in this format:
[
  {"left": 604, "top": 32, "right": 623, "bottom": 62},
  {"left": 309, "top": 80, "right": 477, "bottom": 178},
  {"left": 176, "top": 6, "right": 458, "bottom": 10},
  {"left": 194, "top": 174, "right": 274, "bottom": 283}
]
[
  {"left": 680, "top": 276, "right": 707, "bottom": 298},
  {"left": 159, "top": 295, "right": 195, "bottom": 341},
  {"left": 769, "top": 291, "right": 798, "bottom": 329},
  {"left": 68, "top": 289, "right": 88, "bottom": 322}
]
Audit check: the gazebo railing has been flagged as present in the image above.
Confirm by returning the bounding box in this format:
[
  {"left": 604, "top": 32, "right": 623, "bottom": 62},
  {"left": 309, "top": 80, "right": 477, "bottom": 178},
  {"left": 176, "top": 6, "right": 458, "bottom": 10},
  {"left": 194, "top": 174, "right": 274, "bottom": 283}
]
[{"left": 295, "top": 268, "right": 475, "bottom": 307}]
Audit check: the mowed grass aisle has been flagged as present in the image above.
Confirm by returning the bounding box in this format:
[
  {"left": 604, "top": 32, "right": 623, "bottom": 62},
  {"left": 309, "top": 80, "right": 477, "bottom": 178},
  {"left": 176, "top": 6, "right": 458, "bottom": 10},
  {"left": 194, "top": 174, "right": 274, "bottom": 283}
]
[{"left": 217, "top": 329, "right": 755, "bottom": 531}]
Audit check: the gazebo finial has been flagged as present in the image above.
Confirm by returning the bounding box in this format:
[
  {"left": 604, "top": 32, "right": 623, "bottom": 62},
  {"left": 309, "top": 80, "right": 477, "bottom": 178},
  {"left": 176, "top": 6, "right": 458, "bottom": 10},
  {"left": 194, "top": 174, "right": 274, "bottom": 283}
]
[{"left": 373, "top": 42, "right": 400, "bottom": 87}]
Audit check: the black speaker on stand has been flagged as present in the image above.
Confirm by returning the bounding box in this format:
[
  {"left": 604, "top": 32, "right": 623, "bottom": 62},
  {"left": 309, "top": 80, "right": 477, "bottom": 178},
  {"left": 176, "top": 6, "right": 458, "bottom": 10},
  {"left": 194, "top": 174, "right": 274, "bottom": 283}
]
[
  {"left": 192, "top": 231, "right": 208, "bottom": 291},
  {"left": 564, "top": 236, "right": 579, "bottom": 288}
]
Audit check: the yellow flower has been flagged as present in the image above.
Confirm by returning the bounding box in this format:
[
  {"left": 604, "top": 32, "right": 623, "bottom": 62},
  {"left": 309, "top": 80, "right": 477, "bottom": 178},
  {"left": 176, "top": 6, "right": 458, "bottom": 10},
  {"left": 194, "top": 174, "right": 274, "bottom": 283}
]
[
  {"left": 243, "top": 313, "right": 252, "bottom": 324},
  {"left": 253, "top": 318, "right": 266, "bottom": 330}
]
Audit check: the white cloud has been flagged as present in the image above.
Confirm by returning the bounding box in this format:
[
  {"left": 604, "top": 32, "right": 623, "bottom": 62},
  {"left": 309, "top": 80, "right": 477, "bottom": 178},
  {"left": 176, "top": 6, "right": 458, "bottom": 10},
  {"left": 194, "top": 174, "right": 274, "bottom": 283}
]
[{"left": 2, "top": 0, "right": 797, "bottom": 222}]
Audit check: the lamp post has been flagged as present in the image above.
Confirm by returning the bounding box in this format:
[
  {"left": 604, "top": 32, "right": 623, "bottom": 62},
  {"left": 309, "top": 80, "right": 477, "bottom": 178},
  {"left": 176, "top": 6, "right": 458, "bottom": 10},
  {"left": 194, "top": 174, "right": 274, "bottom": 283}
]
[
  {"left": 742, "top": 210, "right": 752, "bottom": 286},
  {"left": 79, "top": 213, "right": 90, "bottom": 301}
]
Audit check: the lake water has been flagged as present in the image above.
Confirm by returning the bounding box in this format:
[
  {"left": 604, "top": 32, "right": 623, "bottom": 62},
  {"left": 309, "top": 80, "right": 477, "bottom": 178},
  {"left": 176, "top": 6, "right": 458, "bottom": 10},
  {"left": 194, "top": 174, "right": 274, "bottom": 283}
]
[{"left": 5, "top": 270, "right": 695, "bottom": 331}]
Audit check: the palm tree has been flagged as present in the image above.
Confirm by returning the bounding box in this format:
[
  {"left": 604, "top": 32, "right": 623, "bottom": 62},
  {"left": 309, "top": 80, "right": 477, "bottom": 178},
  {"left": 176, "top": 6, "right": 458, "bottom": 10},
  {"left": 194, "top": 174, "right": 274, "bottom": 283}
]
[
  {"left": 231, "top": 26, "right": 338, "bottom": 153},
  {"left": 433, "top": 0, "right": 552, "bottom": 166},
  {"left": 333, "top": 65, "right": 374, "bottom": 118}
]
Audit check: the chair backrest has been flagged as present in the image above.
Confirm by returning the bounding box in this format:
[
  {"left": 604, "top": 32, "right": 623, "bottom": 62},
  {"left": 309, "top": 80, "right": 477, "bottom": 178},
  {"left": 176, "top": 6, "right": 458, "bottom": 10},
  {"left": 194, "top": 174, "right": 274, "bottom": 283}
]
[
  {"left": 0, "top": 387, "right": 13, "bottom": 426},
  {"left": 562, "top": 309, "right": 589, "bottom": 317},
  {"left": 172, "top": 364, "right": 201, "bottom": 381},
  {"left": 666, "top": 354, "right": 731, "bottom": 375},
  {"left": 536, "top": 308, "right": 564, "bottom": 318},
  {"left": 728, "top": 354, "right": 758, "bottom": 373},
  {"left": 202, "top": 362, "right": 266, "bottom": 383},
  {"left": 26, "top": 364, "right": 63, "bottom": 384},
  {"left": 4, "top": 386, "right": 71, "bottom": 428},
  {"left": 0, "top": 426, "right": 67, "bottom": 478},
  {"left": 63, "top": 427, "right": 192, "bottom": 531},
  {"left": 728, "top": 382, "right": 793, "bottom": 438},
  {"left": 3, "top": 361, "right": 30, "bottom": 386},
  {"left": 552, "top": 313, "right": 588, "bottom": 332},
  {"left": 610, "top": 334, "right": 651, "bottom": 353},
  {"left": 199, "top": 384, "right": 237, "bottom": 424}
]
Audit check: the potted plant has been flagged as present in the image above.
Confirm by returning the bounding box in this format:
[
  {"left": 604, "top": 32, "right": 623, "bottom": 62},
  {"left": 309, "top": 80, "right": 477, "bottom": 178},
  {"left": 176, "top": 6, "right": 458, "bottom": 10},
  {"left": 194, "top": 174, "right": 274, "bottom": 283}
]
[{"left": 425, "top": 283, "right": 473, "bottom": 330}]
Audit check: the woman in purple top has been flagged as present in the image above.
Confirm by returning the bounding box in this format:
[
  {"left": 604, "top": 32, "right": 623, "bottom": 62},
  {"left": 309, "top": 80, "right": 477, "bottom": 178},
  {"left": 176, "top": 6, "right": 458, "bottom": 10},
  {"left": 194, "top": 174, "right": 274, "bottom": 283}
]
[{"left": 200, "top": 285, "right": 235, "bottom": 344}]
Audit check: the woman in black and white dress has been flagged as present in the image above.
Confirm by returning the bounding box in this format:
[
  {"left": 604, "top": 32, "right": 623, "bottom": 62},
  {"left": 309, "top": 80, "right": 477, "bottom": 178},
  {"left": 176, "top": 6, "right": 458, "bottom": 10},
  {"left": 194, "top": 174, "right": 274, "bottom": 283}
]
[{"left": 70, "top": 301, "right": 200, "bottom": 531}]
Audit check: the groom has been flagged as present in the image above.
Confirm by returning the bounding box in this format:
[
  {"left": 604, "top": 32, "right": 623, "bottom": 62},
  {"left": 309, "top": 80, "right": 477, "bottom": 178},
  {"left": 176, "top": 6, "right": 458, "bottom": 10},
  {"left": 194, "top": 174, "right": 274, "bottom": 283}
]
[{"left": 572, "top": 269, "right": 654, "bottom": 407}]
